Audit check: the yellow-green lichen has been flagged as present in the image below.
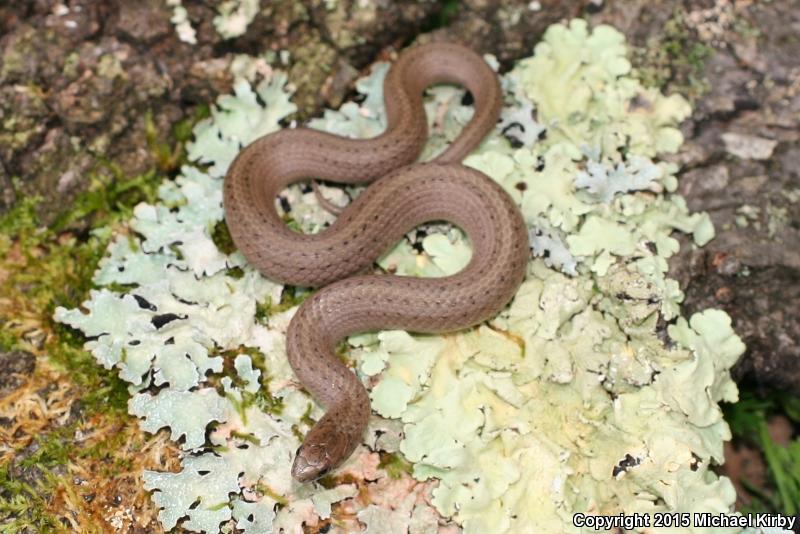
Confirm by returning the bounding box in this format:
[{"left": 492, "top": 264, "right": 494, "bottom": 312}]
[{"left": 51, "top": 18, "right": 751, "bottom": 534}]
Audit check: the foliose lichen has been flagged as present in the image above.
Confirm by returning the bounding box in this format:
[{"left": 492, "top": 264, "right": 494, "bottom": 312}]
[
  {"left": 166, "top": 0, "right": 261, "bottom": 43},
  {"left": 55, "top": 18, "right": 767, "bottom": 534},
  {"left": 166, "top": 0, "right": 197, "bottom": 44},
  {"left": 213, "top": 0, "right": 261, "bottom": 40}
]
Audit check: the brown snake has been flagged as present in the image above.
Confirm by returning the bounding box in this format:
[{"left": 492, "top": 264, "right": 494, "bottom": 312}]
[{"left": 223, "top": 42, "right": 529, "bottom": 482}]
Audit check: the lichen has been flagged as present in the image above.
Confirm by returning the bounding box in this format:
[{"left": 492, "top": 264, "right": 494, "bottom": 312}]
[
  {"left": 166, "top": 0, "right": 262, "bottom": 43},
  {"left": 54, "top": 18, "right": 751, "bottom": 534},
  {"left": 213, "top": 0, "right": 261, "bottom": 40},
  {"left": 166, "top": 0, "right": 197, "bottom": 45}
]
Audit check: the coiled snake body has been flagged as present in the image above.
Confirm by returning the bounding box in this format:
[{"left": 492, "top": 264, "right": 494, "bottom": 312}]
[{"left": 223, "top": 42, "right": 529, "bottom": 482}]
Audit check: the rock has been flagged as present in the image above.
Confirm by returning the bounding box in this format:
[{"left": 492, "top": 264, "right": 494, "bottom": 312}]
[
  {"left": 0, "top": 349, "right": 36, "bottom": 397},
  {"left": 425, "top": 0, "right": 582, "bottom": 67},
  {"left": 679, "top": 164, "right": 729, "bottom": 203},
  {"left": 659, "top": 0, "right": 800, "bottom": 392},
  {"left": 0, "top": 83, "right": 49, "bottom": 165},
  {"left": 117, "top": 0, "right": 172, "bottom": 44},
  {"left": 0, "top": 0, "right": 447, "bottom": 223},
  {"left": 721, "top": 132, "right": 778, "bottom": 160}
]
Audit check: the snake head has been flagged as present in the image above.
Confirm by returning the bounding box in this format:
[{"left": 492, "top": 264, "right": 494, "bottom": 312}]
[
  {"left": 291, "top": 443, "right": 333, "bottom": 482},
  {"left": 291, "top": 421, "right": 355, "bottom": 482}
]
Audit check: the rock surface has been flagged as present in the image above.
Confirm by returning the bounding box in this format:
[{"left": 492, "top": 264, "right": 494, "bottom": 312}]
[
  {"left": 0, "top": 349, "right": 35, "bottom": 397},
  {"left": 0, "top": 1, "right": 579, "bottom": 226}
]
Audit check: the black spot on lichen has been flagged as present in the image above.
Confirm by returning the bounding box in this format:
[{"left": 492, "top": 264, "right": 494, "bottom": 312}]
[
  {"left": 151, "top": 313, "right": 183, "bottom": 329},
  {"left": 612, "top": 454, "right": 641, "bottom": 477},
  {"left": 133, "top": 294, "right": 157, "bottom": 311}
]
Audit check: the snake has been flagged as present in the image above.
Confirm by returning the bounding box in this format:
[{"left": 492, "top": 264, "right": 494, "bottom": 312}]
[{"left": 223, "top": 42, "right": 529, "bottom": 482}]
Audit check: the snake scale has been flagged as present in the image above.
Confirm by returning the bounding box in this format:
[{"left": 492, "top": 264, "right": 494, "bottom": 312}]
[{"left": 223, "top": 42, "right": 529, "bottom": 482}]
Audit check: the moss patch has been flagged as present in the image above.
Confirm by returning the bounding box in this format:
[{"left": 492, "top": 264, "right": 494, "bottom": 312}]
[
  {"left": 631, "top": 9, "right": 714, "bottom": 102},
  {"left": 724, "top": 388, "right": 800, "bottom": 515},
  {"left": 0, "top": 108, "right": 207, "bottom": 532},
  {"left": 0, "top": 467, "right": 61, "bottom": 534}
]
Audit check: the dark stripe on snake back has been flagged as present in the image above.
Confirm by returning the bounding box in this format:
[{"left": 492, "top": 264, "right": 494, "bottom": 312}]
[{"left": 222, "top": 42, "right": 529, "bottom": 482}]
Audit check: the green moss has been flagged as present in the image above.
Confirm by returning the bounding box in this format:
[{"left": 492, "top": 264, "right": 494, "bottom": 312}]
[
  {"left": 209, "top": 346, "right": 285, "bottom": 417},
  {"left": 253, "top": 297, "right": 269, "bottom": 323},
  {"left": 243, "top": 346, "right": 285, "bottom": 415},
  {"left": 377, "top": 452, "right": 413, "bottom": 479},
  {"left": 0, "top": 184, "right": 41, "bottom": 248},
  {"left": 0, "top": 173, "right": 140, "bottom": 527},
  {"left": 224, "top": 395, "right": 247, "bottom": 423},
  {"left": 0, "top": 327, "right": 17, "bottom": 352},
  {"left": 1, "top": 70, "right": 245, "bottom": 534},
  {"left": 83, "top": 434, "right": 135, "bottom": 473},
  {"left": 632, "top": 9, "right": 714, "bottom": 101},
  {"left": 290, "top": 402, "right": 316, "bottom": 442},
  {"left": 47, "top": 336, "right": 130, "bottom": 416},
  {"left": 282, "top": 214, "right": 303, "bottom": 233},
  {"left": 249, "top": 389, "right": 285, "bottom": 417},
  {"left": 731, "top": 16, "right": 761, "bottom": 40},
  {"left": 144, "top": 105, "right": 210, "bottom": 175},
  {"left": 0, "top": 466, "right": 61, "bottom": 534},
  {"left": 50, "top": 104, "right": 208, "bottom": 233},
  {"left": 724, "top": 387, "right": 800, "bottom": 515},
  {"left": 16, "top": 427, "right": 75, "bottom": 471},
  {"left": 50, "top": 166, "right": 160, "bottom": 234},
  {"left": 174, "top": 105, "right": 210, "bottom": 143},
  {"left": 1, "top": 416, "right": 137, "bottom": 532},
  {"left": 423, "top": 0, "right": 459, "bottom": 31},
  {"left": 0, "top": 179, "right": 134, "bottom": 420},
  {"left": 270, "top": 285, "right": 312, "bottom": 315},
  {"left": 211, "top": 220, "right": 237, "bottom": 255},
  {"left": 252, "top": 482, "right": 289, "bottom": 506},
  {"left": 0, "top": 114, "right": 208, "bottom": 421},
  {"left": 225, "top": 267, "right": 245, "bottom": 280},
  {"left": 250, "top": 285, "right": 313, "bottom": 329},
  {"left": 1, "top": 103, "right": 211, "bottom": 355}
]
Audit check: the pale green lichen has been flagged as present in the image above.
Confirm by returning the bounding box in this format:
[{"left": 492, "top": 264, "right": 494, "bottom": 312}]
[
  {"left": 166, "top": 0, "right": 197, "bottom": 44},
  {"left": 515, "top": 19, "right": 691, "bottom": 159},
  {"left": 131, "top": 389, "right": 230, "bottom": 449},
  {"left": 168, "top": 0, "right": 261, "bottom": 42},
  {"left": 188, "top": 74, "right": 297, "bottom": 179},
  {"left": 766, "top": 203, "right": 788, "bottom": 239},
  {"left": 54, "top": 18, "right": 755, "bottom": 534},
  {"left": 214, "top": 0, "right": 261, "bottom": 40}
]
